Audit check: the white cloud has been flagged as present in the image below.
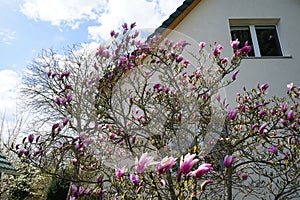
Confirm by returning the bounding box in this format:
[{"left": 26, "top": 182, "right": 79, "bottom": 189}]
[
  {"left": 0, "top": 29, "right": 16, "bottom": 45},
  {"left": 20, "top": 0, "right": 106, "bottom": 29},
  {"left": 20, "top": 0, "right": 184, "bottom": 40},
  {"left": 88, "top": 0, "right": 184, "bottom": 41},
  {"left": 0, "top": 70, "right": 21, "bottom": 121}
]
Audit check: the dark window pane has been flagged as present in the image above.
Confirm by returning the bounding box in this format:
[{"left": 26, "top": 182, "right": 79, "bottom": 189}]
[
  {"left": 230, "top": 26, "right": 255, "bottom": 56},
  {"left": 255, "top": 26, "right": 282, "bottom": 56}
]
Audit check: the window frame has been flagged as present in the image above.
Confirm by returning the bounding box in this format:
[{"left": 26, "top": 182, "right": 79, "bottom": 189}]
[{"left": 229, "top": 19, "right": 288, "bottom": 58}]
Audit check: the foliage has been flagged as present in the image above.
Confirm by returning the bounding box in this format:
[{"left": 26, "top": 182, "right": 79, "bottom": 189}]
[
  {"left": 46, "top": 175, "right": 70, "bottom": 200},
  {"left": 0, "top": 159, "right": 48, "bottom": 200}
]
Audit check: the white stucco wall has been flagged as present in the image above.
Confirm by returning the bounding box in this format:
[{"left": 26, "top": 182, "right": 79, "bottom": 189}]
[{"left": 168, "top": 0, "right": 300, "bottom": 106}]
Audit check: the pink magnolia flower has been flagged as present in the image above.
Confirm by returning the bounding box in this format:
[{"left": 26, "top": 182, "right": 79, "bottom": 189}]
[
  {"left": 261, "top": 83, "right": 269, "bottom": 91},
  {"left": 131, "top": 134, "right": 136, "bottom": 144},
  {"left": 78, "top": 186, "right": 84, "bottom": 196},
  {"left": 288, "top": 110, "right": 294, "bottom": 121},
  {"left": 130, "top": 22, "right": 136, "bottom": 29},
  {"left": 130, "top": 174, "right": 139, "bottom": 186},
  {"left": 153, "top": 83, "right": 161, "bottom": 91},
  {"left": 85, "top": 188, "right": 92, "bottom": 195},
  {"left": 221, "top": 57, "right": 229, "bottom": 64},
  {"left": 47, "top": 70, "right": 52, "bottom": 77},
  {"left": 178, "top": 153, "right": 199, "bottom": 175},
  {"left": 287, "top": 83, "right": 295, "bottom": 91},
  {"left": 116, "top": 167, "right": 127, "bottom": 179},
  {"left": 28, "top": 134, "right": 34, "bottom": 143},
  {"left": 228, "top": 109, "right": 238, "bottom": 120},
  {"left": 201, "top": 179, "right": 213, "bottom": 191},
  {"left": 135, "top": 153, "right": 154, "bottom": 173},
  {"left": 98, "top": 189, "right": 106, "bottom": 197},
  {"left": 67, "top": 93, "right": 72, "bottom": 102},
  {"left": 241, "top": 41, "right": 252, "bottom": 55},
  {"left": 122, "top": 22, "right": 128, "bottom": 31},
  {"left": 215, "top": 94, "right": 221, "bottom": 102},
  {"left": 280, "top": 118, "right": 287, "bottom": 126},
  {"left": 63, "top": 118, "right": 69, "bottom": 126},
  {"left": 280, "top": 102, "right": 288, "bottom": 113},
  {"left": 231, "top": 39, "right": 240, "bottom": 49},
  {"left": 199, "top": 41, "right": 206, "bottom": 51},
  {"left": 157, "top": 156, "right": 177, "bottom": 174},
  {"left": 242, "top": 173, "right": 249, "bottom": 180},
  {"left": 259, "top": 123, "right": 268, "bottom": 134},
  {"left": 269, "top": 145, "right": 278, "bottom": 154},
  {"left": 213, "top": 44, "right": 223, "bottom": 56},
  {"left": 52, "top": 123, "right": 60, "bottom": 130},
  {"left": 110, "top": 30, "right": 115, "bottom": 37},
  {"left": 54, "top": 97, "right": 61, "bottom": 105},
  {"left": 188, "top": 163, "right": 213, "bottom": 177},
  {"left": 223, "top": 155, "right": 235, "bottom": 168},
  {"left": 71, "top": 184, "right": 77, "bottom": 195},
  {"left": 183, "top": 60, "right": 189, "bottom": 68},
  {"left": 177, "top": 113, "right": 181, "bottom": 122},
  {"left": 232, "top": 70, "right": 239, "bottom": 80},
  {"left": 176, "top": 55, "right": 184, "bottom": 63}
]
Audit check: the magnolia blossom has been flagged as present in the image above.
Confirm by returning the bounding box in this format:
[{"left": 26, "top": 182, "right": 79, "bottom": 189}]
[
  {"left": 261, "top": 83, "right": 269, "bottom": 91},
  {"left": 228, "top": 109, "right": 238, "bottom": 120},
  {"left": 221, "top": 57, "right": 229, "bottom": 64},
  {"left": 199, "top": 41, "right": 206, "bottom": 51},
  {"left": 240, "top": 41, "right": 252, "bottom": 55},
  {"left": 71, "top": 184, "right": 77, "bottom": 195},
  {"left": 28, "top": 134, "right": 34, "bottom": 143},
  {"left": 259, "top": 123, "right": 268, "bottom": 134},
  {"left": 242, "top": 173, "right": 249, "bottom": 180},
  {"left": 280, "top": 119, "right": 287, "bottom": 126},
  {"left": 188, "top": 163, "right": 213, "bottom": 177},
  {"left": 67, "top": 93, "right": 72, "bottom": 102},
  {"left": 178, "top": 153, "right": 199, "bottom": 175},
  {"left": 63, "top": 118, "right": 69, "bottom": 126},
  {"left": 288, "top": 110, "right": 294, "bottom": 121},
  {"left": 287, "top": 82, "right": 295, "bottom": 91},
  {"left": 232, "top": 70, "right": 239, "bottom": 80},
  {"left": 98, "top": 189, "right": 106, "bottom": 197},
  {"left": 223, "top": 155, "right": 235, "bottom": 168},
  {"left": 269, "top": 145, "right": 278, "bottom": 154},
  {"left": 157, "top": 156, "right": 177, "bottom": 174},
  {"left": 231, "top": 39, "right": 240, "bottom": 49},
  {"left": 213, "top": 44, "right": 223, "bottom": 56},
  {"left": 130, "top": 174, "right": 139, "bottom": 186},
  {"left": 131, "top": 134, "right": 136, "bottom": 143},
  {"left": 176, "top": 55, "right": 184, "bottom": 63},
  {"left": 135, "top": 153, "right": 154, "bottom": 173},
  {"left": 116, "top": 166, "right": 127, "bottom": 179},
  {"left": 280, "top": 102, "right": 288, "bottom": 113}
]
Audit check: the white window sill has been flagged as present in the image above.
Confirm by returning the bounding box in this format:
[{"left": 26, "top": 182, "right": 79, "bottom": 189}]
[{"left": 243, "top": 56, "right": 292, "bottom": 59}]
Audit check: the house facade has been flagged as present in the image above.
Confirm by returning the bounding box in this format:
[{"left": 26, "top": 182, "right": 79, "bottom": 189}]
[{"left": 154, "top": 0, "right": 300, "bottom": 105}]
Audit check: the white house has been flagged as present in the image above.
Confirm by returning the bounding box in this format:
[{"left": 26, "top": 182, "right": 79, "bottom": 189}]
[
  {"left": 143, "top": 1, "right": 300, "bottom": 199},
  {"left": 152, "top": 0, "right": 300, "bottom": 105}
]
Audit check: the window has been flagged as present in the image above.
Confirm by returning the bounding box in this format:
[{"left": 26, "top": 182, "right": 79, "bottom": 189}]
[{"left": 230, "top": 25, "right": 282, "bottom": 57}]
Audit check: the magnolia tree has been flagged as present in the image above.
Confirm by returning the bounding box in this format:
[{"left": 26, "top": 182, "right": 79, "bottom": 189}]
[{"left": 14, "top": 23, "right": 299, "bottom": 199}]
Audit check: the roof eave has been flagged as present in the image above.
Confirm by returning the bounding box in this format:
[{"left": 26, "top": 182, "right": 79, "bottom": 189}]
[{"left": 149, "top": 0, "right": 201, "bottom": 39}]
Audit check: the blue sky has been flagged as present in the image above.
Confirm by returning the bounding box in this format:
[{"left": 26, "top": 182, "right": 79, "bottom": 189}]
[{"left": 0, "top": 0, "right": 184, "bottom": 121}]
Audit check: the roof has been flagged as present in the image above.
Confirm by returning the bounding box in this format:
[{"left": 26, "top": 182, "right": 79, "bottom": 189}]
[
  {"left": 149, "top": 0, "right": 201, "bottom": 38},
  {"left": 0, "top": 151, "right": 17, "bottom": 175}
]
